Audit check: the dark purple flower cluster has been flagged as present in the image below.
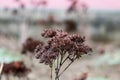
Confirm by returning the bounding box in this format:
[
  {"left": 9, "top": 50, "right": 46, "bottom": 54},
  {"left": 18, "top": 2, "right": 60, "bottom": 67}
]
[
  {"left": 35, "top": 45, "right": 59, "bottom": 65},
  {"left": 35, "top": 29, "right": 92, "bottom": 66}
]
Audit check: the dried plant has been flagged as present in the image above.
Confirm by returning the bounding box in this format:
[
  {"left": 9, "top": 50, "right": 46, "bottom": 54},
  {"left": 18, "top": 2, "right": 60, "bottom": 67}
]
[
  {"left": 64, "top": 20, "right": 77, "bottom": 32},
  {"left": 67, "top": 0, "right": 78, "bottom": 13},
  {"left": 21, "top": 37, "right": 44, "bottom": 54},
  {"left": 3, "top": 61, "right": 30, "bottom": 77},
  {"left": 35, "top": 29, "right": 92, "bottom": 80}
]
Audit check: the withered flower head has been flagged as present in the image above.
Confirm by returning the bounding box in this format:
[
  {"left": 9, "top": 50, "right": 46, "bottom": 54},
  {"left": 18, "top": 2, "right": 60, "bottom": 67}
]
[
  {"left": 21, "top": 37, "right": 44, "bottom": 54},
  {"left": 35, "top": 29, "right": 92, "bottom": 66},
  {"left": 3, "top": 61, "right": 30, "bottom": 77},
  {"left": 64, "top": 20, "right": 77, "bottom": 32}
]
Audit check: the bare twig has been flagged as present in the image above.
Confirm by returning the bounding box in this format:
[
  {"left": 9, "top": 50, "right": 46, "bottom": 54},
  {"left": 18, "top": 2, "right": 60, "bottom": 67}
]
[
  {"left": 58, "top": 61, "right": 73, "bottom": 77},
  {"left": 55, "top": 55, "right": 60, "bottom": 80},
  {"left": 58, "top": 57, "right": 77, "bottom": 77},
  {"left": 50, "top": 66, "right": 53, "bottom": 80},
  {"left": 60, "top": 55, "right": 69, "bottom": 66}
]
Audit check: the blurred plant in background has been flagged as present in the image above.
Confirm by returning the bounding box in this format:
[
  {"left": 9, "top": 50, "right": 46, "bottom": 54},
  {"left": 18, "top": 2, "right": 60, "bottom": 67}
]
[
  {"left": 21, "top": 37, "right": 43, "bottom": 54},
  {"left": 35, "top": 29, "right": 92, "bottom": 80},
  {"left": 0, "top": 48, "right": 30, "bottom": 80}
]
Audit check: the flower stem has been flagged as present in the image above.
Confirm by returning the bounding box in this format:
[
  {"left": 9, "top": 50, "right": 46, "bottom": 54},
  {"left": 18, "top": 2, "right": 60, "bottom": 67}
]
[
  {"left": 0, "top": 63, "right": 4, "bottom": 75},
  {"left": 60, "top": 55, "right": 69, "bottom": 66},
  {"left": 58, "top": 61, "right": 73, "bottom": 77},
  {"left": 58, "top": 57, "right": 77, "bottom": 77},
  {"left": 50, "top": 65, "right": 53, "bottom": 80},
  {"left": 55, "top": 56, "right": 60, "bottom": 80}
]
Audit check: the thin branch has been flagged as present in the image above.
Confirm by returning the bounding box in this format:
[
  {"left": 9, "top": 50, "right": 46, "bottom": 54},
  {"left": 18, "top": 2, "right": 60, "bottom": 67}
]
[
  {"left": 50, "top": 66, "right": 53, "bottom": 80},
  {"left": 58, "top": 57, "right": 77, "bottom": 77},
  {"left": 58, "top": 54, "right": 70, "bottom": 74},
  {"left": 55, "top": 55, "right": 60, "bottom": 80},
  {"left": 59, "top": 54, "right": 63, "bottom": 66},
  {"left": 60, "top": 55, "right": 69, "bottom": 66},
  {"left": 57, "top": 55, "right": 70, "bottom": 75},
  {"left": 59, "top": 51, "right": 66, "bottom": 66},
  {"left": 58, "top": 61, "right": 73, "bottom": 77}
]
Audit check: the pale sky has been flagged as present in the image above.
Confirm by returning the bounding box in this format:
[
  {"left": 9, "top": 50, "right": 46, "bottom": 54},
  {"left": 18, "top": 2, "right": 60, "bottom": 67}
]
[{"left": 0, "top": 0, "right": 120, "bottom": 10}]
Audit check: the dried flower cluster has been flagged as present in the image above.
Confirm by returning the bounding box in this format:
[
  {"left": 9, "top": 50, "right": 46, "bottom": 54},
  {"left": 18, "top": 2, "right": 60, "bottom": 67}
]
[
  {"left": 35, "top": 29, "right": 92, "bottom": 80},
  {"left": 3, "top": 61, "right": 30, "bottom": 77},
  {"left": 35, "top": 29, "right": 91, "bottom": 65},
  {"left": 22, "top": 38, "right": 43, "bottom": 54}
]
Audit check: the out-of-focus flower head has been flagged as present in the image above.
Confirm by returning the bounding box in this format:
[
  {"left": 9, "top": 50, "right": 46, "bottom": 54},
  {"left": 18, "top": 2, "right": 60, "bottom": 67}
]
[
  {"left": 3, "top": 61, "right": 30, "bottom": 77},
  {"left": 22, "top": 37, "right": 44, "bottom": 54}
]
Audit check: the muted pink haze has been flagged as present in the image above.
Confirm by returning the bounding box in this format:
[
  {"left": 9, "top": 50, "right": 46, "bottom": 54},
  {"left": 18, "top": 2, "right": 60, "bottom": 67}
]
[{"left": 0, "top": 0, "right": 120, "bottom": 10}]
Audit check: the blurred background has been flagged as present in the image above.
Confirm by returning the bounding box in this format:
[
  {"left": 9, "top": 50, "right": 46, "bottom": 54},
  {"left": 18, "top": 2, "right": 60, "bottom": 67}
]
[{"left": 0, "top": 0, "right": 120, "bottom": 80}]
